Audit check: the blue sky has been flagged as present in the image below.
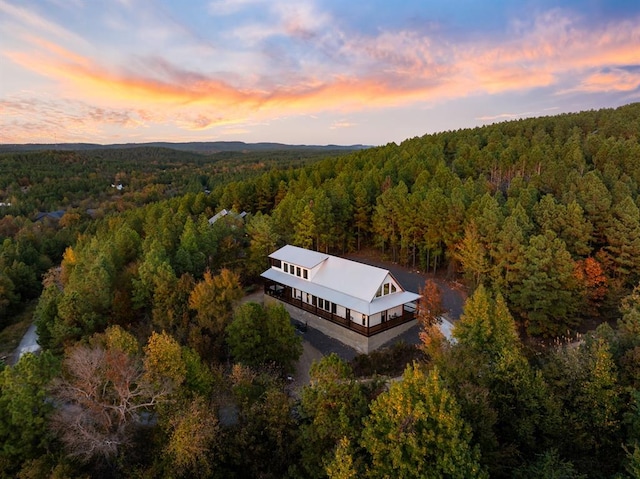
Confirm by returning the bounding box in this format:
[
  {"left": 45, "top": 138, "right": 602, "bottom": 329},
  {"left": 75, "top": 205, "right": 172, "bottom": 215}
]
[{"left": 1, "top": 0, "right": 639, "bottom": 145}]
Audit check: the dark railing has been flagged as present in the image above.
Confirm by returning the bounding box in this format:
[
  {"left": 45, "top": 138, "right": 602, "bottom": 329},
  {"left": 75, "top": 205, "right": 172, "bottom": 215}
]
[{"left": 264, "top": 281, "right": 416, "bottom": 337}]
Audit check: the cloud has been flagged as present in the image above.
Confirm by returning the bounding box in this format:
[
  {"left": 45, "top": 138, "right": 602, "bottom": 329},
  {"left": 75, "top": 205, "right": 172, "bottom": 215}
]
[
  {"left": 566, "top": 68, "right": 640, "bottom": 93},
  {"left": 208, "top": 0, "right": 262, "bottom": 16},
  {"left": 476, "top": 111, "right": 536, "bottom": 122},
  {"left": 0, "top": 92, "right": 155, "bottom": 142},
  {"left": 2, "top": 3, "right": 640, "bottom": 143},
  {"left": 330, "top": 119, "right": 357, "bottom": 130},
  {"left": 0, "top": 0, "right": 84, "bottom": 43}
]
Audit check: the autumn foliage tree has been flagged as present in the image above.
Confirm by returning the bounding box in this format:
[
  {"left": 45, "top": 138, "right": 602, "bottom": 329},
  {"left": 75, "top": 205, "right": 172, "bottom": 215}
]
[
  {"left": 361, "top": 364, "right": 487, "bottom": 478},
  {"left": 164, "top": 396, "right": 219, "bottom": 477},
  {"left": 50, "top": 344, "right": 171, "bottom": 463},
  {"left": 574, "top": 257, "right": 608, "bottom": 317},
  {"left": 417, "top": 279, "right": 447, "bottom": 357}
]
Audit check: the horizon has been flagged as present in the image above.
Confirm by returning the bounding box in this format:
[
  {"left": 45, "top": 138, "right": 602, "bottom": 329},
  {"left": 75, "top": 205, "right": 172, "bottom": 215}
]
[{"left": 1, "top": 0, "right": 639, "bottom": 146}]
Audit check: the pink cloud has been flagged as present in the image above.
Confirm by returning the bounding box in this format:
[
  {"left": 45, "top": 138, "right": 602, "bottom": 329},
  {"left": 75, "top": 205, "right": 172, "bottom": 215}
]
[
  {"left": 568, "top": 68, "right": 640, "bottom": 93},
  {"left": 2, "top": 7, "right": 640, "bottom": 143}
]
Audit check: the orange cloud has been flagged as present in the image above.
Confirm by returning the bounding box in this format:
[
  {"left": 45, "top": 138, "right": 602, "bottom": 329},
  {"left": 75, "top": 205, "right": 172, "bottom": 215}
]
[
  {"left": 569, "top": 68, "right": 640, "bottom": 93},
  {"left": 9, "top": 11, "right": 640, "bottom": 115},
  {"left": 3, "top": 8, "right": 640, "bottom": 144}
]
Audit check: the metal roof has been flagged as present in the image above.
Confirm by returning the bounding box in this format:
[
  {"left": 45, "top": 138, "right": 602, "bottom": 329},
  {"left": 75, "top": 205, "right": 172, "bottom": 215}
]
[
  {"left": 269, "top": 244, "right": 329, "bottom": 269},
  {"left": 264, "top": 245, "right": 421, "bottom": 315},
  {"left": 261, "top": 268, "right": 419, "bottom": 315}
]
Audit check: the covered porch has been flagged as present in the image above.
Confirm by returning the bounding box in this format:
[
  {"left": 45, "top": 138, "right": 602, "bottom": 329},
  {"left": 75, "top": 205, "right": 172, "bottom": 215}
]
[{"left": 264, "top": 280, "right": 417, "bottom": 338}]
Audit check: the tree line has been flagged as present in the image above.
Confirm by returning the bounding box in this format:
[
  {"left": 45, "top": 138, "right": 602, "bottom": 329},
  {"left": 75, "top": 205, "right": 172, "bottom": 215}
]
[
  {"left": 1, "top": 102, "right": 640, "bottom": 477},
  {"left": 0, "top": 146, "right": 343, "bottom": 326}
]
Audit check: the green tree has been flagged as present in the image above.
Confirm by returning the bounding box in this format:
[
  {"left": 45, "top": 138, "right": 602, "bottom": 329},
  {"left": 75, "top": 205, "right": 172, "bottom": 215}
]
[
  {"left": 445, "top": 287, "right": 560, "bottom": 476},
  {"left": 293, "top": 202, "right": 316, "bottom": 250},
  {"left": 603, "top": 195, "right": 640, "bottom": 285},
  {"left": 297, "top": 354, "right": 371, "bottom": 479},
  {"left": 0, "top": 272, "right": 17, "bottom": 324},
  {"left": 453, "top": 285, "right": 519, "bottom": 357},
  {"left": 491, "top": 213, "right": 528, "bottom": 293},
  {"left": 361, "top": 364, "right": 486, "bottom": 479},
  {"left": 188, "top": 268, "right": 243, "bottom": 362},
  {"left": 246, "top": 212, "right": 280, "bottom": 278},
  {"left": 543, "top": 336, "right": 622, "bottom": 475},
  {"left": 226, "top": 302, "right": 302, "bottom": 373},
  {"left": 510, "top": 231, "right": 581, "bottom": 336},
  {"left": 561, "top": 201, "right": 593, "bottom": 258},
  {"left": 454, "top": 221, "right": 490, "bottom": 288},
  {"left": 0, "top": 352, "right": 59, "bottom": 477},
  {"left": 513, "top": 449, "right": 586, "bottom": 479},
  {"left": 229, "top": 384, "right": 299, "bottom": 478},
  {"left": 353, "top": 183, "right": 372, "bottom": 251},
  {"left": 574, "top": 171, "right": 611, "bottom": 245},
  {"left": 132, "top": 239, "right": 173, "bottom": 311}
]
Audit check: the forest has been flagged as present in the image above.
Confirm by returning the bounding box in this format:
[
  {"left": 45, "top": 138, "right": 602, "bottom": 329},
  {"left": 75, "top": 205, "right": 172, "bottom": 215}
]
[{"left": 1, "top": 102, "right": 640, "bottom": 478}]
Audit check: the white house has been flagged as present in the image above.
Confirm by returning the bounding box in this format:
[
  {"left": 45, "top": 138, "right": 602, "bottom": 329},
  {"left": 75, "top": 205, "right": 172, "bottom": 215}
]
[{"left": 261, "top": 245, "right": 421, "bottom": 353}]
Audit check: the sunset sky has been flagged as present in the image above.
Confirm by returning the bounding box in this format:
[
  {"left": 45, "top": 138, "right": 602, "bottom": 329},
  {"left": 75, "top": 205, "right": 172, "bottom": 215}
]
[{"left": 1, "top": 0, "right": 639, "bottom": 146}]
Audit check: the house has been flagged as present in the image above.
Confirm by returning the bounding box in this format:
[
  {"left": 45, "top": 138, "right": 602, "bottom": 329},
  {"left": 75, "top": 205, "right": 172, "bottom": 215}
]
[
  {"left": 34, "top": 210, "right": 65, "bottom": 222},
  {"left": 208, "top": 209, "right": 247, "bottom": 225},
  {"left": 261, "top": 245, "right": 421, "bottom": 353}
]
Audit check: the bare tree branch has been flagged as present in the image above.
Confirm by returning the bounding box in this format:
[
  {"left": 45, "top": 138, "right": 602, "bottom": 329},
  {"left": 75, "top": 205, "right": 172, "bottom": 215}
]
[{"left": 50, "top": 345, "right": 171, "bottom": 462}]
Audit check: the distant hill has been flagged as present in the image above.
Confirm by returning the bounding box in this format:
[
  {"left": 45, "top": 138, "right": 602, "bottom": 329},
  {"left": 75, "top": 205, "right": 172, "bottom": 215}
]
[{"left": 0, "top": 141, "right": 370, "bottom": 154}]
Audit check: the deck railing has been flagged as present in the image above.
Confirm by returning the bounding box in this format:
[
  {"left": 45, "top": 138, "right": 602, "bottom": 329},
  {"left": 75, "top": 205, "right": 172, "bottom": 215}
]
[{"left": 264, "top": 282, "right": 416, "bottom": 337}]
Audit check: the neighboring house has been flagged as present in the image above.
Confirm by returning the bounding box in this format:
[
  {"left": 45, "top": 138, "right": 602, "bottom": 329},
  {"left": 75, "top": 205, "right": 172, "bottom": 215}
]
[
  {"left": 208, "top": 208, "right": 247, "bottom": 225},
  {"left": 261, "top": 244, "right": 421, "bottom": 353},
  {"left": 34, "top": 210, "right": 65, "bottom": 222}
]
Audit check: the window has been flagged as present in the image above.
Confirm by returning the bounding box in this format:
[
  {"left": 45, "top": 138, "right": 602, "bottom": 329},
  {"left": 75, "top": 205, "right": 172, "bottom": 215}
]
[
  {"left": 296, "top": 266, "right": 301, "bottom": 277},
  {"left": 303, "top": 269, "right": 308, "bottom": 279},
  {"left": 317, "top": 298, "right": 332, "bottom": 312},
  {"left": 272, "top": 259, "right": 282, "bottom": 268},
  {"left": 284, "top": 263, "right": 289, "bottom": 273},
  {"left": 391, "top": 284, "right": 397, "bottom": 293},
  {"left": 384, "top": 283, "right": 390, "bottom": 295}
]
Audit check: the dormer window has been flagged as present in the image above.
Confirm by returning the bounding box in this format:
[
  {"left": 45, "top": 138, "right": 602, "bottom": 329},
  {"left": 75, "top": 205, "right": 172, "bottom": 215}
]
[{"left": 279, "top": 261, "right": 309, "bottom": 280}]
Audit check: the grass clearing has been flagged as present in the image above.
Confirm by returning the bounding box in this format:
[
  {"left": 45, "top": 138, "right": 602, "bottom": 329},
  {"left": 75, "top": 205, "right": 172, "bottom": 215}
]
[{"left": 0, "top": 301, "right": 37, "bottom": 363}]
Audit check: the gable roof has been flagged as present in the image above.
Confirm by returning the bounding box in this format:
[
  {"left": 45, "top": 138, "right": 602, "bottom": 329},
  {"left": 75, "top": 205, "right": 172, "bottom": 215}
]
[
  {"left": 264, "top": 245, "right": 420, "bottom": 315},
  {"left": 35, "top": 210, "right": 65, "bottom": 222},
  {"left": 312, "top": 255, "right": 390, "bottom": 303}
]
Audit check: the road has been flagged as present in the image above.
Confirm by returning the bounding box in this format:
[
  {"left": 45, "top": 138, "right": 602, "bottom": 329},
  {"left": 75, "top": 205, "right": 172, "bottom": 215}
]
[{"left": 12, "top": 323, "right": 40, "bottom": 365}]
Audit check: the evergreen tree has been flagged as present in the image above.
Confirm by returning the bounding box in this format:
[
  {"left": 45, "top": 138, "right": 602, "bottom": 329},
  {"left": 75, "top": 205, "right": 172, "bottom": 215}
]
[
  {"left": 603, "top": 195, "right": 640, "bottom": 285},
  {"left": 510, "top": 231, "right": 581, "bottom": 336}
]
